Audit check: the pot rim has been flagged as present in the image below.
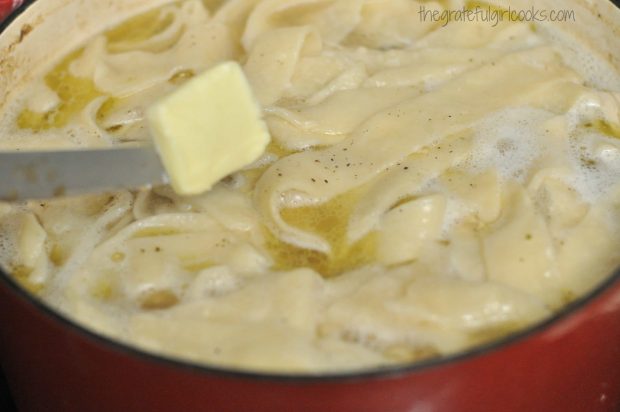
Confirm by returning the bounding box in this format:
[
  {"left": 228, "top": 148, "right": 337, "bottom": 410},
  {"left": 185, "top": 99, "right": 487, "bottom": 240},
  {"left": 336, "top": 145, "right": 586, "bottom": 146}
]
[{"left": 1, "top": 0, "right": 620, "bottom": 383}]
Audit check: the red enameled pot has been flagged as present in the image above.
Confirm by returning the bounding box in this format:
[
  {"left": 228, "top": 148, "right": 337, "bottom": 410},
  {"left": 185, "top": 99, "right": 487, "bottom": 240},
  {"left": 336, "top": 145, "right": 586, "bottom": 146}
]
[{"left": 0, "top": 1, "right": 619, "bottom": 411}]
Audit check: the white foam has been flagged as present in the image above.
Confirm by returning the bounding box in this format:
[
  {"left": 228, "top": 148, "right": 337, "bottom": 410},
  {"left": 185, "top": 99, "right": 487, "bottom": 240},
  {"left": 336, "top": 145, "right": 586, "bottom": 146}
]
[
  {"left": 538, "top": 25, "right": 620, "bottom": 92},
  {"left": 463, "top": 107, "right": 553, "bottom": 182}
]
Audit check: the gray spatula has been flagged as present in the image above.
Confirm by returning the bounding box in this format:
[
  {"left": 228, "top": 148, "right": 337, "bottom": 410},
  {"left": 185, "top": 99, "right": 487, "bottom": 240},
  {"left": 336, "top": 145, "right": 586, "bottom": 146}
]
[{"left": 0, "top": 146, "right": 168, "bottom": 201}]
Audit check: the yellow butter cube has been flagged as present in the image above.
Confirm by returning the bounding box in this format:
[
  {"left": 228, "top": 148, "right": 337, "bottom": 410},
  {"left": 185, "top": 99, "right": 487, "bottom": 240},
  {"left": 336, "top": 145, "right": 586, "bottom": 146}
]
[{"left": 147, "top": 62, "right": 271, "bottom": 195}]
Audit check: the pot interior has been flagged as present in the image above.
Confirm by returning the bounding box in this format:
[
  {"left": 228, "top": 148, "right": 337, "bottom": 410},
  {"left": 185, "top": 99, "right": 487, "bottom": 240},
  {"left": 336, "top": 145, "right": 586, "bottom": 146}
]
[{"left": 0, "top": 0, "right": 620, "bottom": 378}]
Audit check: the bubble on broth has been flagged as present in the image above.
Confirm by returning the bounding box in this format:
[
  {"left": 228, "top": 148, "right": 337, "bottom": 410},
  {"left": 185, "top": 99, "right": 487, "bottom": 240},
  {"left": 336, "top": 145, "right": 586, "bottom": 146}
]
[
  {"left": 464, "top": 107, "right": 552, "bottom": 182},
  {"left": 537, "top": 24, "right": 620, "bottom": 91}
]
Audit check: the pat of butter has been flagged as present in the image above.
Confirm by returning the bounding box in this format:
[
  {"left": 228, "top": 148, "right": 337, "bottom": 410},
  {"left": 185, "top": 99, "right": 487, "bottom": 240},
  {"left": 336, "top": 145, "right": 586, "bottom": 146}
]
[{"left": 147, "top": 62, "right": 271, "bottom": 195}]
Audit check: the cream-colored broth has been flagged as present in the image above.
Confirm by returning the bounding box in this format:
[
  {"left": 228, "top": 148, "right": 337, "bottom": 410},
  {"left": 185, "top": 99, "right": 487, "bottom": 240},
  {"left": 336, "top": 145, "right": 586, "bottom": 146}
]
[{"left": 1, "top": 0, "right": 620, "bottom": 373}]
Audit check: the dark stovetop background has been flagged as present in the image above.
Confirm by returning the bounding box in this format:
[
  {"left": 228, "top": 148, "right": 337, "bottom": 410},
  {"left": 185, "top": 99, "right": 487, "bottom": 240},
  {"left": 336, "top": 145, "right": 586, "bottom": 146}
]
[{"left": 1, "top": 0, "right": 620, "bottom": 410}]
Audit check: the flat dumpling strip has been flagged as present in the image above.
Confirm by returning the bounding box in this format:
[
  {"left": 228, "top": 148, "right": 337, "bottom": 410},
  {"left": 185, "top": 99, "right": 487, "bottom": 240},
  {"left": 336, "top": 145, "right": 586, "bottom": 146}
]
[
  {"left": 242, "top": 0, "right": 365, "bottom": 50},
  {"left": 65, "top": 211, "right": 266, "bottom": 304},
  {"left": 125, "top": 268, "right": 344, "bottom": 373},
  {"left": 399, "top": 277, "right": 550, "bottom": 338},
  {"left": 85, "top": 231, "right": 238, "bottom": 300},
  {"left": 344, "top": 0, "right": 444, "bottom": 49},
  {"left": 30, "top": 195, "right": 125, "bottom": 259},
  {"left": 183, "top": 186, "right": 263, "bottom": 234},
  {"left": 528, "top": 168, "right": 590, "bottom": 235},
  {"left": 323, "top": 47, "right": 503, "bottom": 95},
  {"left": 77, "top": 96, "right": 115, "bottom": 146},
  {"left": 129, "top": 317, "right": 337, "bottom": 372},
  {"left": 97, "top": 28, "right": 234, "bottom": 97},
  {"left": 255, "top": 46, "right": 580, "bottom": 253},
  {"left": 104, "top": 4, "right": 187, "bottom": 54},
  {"left": 334, "top": 47, "right": 497, "bottom": 76},
  {"left": 96, "top": 81, "right": 177, "bottom": 142},
  {"left": 363, "top": 48, "right": 504, "bottom": 90},
  {"left": 447, "top": 220, "right": 487, "bottom": 282},
  {"left": 245, "top": 26, "right": 322, "bottom": 106},
  {"left": 555, "top": 189, "right": 620, "bottom": 300},
  {"left": 376, "top": 195, "right": 447, "bottom": 266},
  {"left": 132, "top": 187, "right": 184, "bottom": 221},
  {"left": 47, "top": 191, "right": 133, "bottom": 308},
  {"left": 71, "top": 1, "right": 235, "bottom": 97},
  {"left": 167, "top": 268, "right": 323, "bottom": 331},
  {"left": 321, "top": 268, "right": 550, "bottom": 355},
  {"left": 438, "top": 168, "right": 503, "bottom": 225},
  {"left": 482, "top": 184, "right": 561, "bottom": 306},
  {"left": 265, "top": 86, "right": 422, "bottom": 150},
  {"left": 0, "top": 211, "right": 49, "bottom": 288},
  {"left": 303, "top": 63, "right": 368, "bottom": 106},
  {"left": 348, "top": 133, "right": 472, "bottom": 242},
  {"left": 128, "top": 310, "right": 388, "bottom": 372},
  {"left": 133, "top": 184, "right": 264, "bottom": 237},
  {"left": 280, "top": 55, "right": 364, "bottom": 103},
  {"left": 94, "top": 212, "right": 223, "bottom": 250},
  {"left": 212, "top": 0, "right": 264, "bottom": 50},
  {"left": 415, "top": 8, "right": 541, "bottom": 49},
  {"left": 72, "top": 2, "right": 193, "bottom": 74}
]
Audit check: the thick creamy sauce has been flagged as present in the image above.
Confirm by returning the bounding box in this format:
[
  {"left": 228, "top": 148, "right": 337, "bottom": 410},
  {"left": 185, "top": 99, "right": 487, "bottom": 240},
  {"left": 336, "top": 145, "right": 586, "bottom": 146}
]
[{"left": 1, "top": 0, "right": 620, "bottom": 373}]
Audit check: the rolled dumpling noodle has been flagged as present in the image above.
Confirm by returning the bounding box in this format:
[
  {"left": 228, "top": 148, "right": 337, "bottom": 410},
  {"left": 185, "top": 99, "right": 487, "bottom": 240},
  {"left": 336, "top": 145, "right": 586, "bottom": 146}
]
[{"left": 1, "top": 0, "right": 620, "bottom": 373}]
